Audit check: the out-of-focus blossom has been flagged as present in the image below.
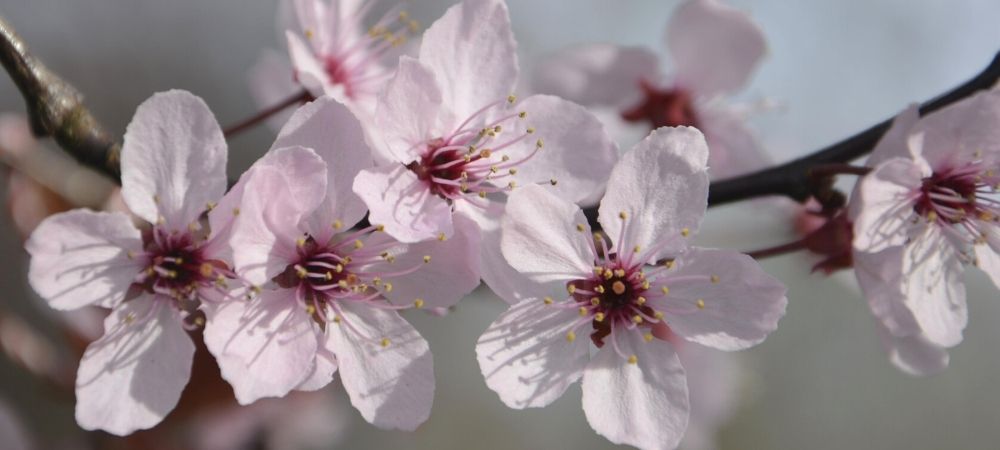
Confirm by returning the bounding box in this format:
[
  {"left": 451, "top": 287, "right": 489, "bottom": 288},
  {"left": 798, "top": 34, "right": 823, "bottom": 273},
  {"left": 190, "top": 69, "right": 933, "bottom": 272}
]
[
  {"left": 532, "top": 0, "right": 769, "bottom": 179},
  {"left": 850, "top": 89, "right": 1000, "bottom": 375},
  {"left": 193, "top": 388, "right": 349, "bottom": 450},
  {"left": 0, "top": 399, "right": 33, "bottom": 450},
  {"left": 25, "top": 90, "right": 241, "bottom": 435},
  {"left": 204, "top": 97, "right": 479, "bottom": 430},
  {"left": 477, "top": 127, "right": 786, "bottom": 450}
]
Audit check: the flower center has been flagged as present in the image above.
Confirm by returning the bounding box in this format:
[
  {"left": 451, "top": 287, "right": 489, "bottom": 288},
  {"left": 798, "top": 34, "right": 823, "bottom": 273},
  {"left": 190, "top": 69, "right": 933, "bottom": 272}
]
[
  {"left": 568, "top": 262, "right": 657, "bottom": 347},
  {"left": 621, "top": 79, "right": 699, "bottom": 129},
  {"left": 406, "top": 97, "right": 547, "bottom": 206},
  {"left": 134, "top": 227, "right": 234, "bottom": 305},
  {"left": 915, "top": 168, "right": 990, "bottom": 224}
]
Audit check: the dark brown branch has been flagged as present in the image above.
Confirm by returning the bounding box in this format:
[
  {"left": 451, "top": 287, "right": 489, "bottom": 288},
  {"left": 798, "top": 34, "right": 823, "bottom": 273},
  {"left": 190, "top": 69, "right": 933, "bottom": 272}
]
[
  {"left": 223, "top": 89, "right": 312, "bottom": 137},
  {"left": 0, "top": 14, "right": 120, "bottom": 182},
  {"left": 745, "top": 239, "right": 807, "bottom": 259},
  {"left": 706, "top": 50, "right": 1000, "bottom": 206}
]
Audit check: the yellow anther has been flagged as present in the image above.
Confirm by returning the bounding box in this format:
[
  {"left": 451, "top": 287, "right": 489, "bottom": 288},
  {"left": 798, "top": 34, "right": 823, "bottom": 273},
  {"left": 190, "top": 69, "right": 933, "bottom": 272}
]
[
  {"left": 399, "top": 10, "right": 409, "bottom": 19},
  {"left": 664, "top": 260, "right": 675, "bottom": 269},
  {"left": 619, "top": 211, "right": 627, "bottom": 220},
  {"left": 126, "top": 251, "right": 135, "bottom": 260},
  {"left": 508, "top": 181, "right": 517, "bottom": 189},
  {"left": 518, "top": 111, "right": 527, "bottom": 119},
  {"left": 333, "top": 315, "right": 342, "bottom": 324},
  {"left": 636, "top": 296, "right": 646, "bottom": 305},
  {"left": 480, "top": 149, "right": 493, "bottom": 158},
  {"left": 324, "top": 272, "right": 333, "bottom": 281},
  {"left": 463, "top": 154, "right": 472, "bottom": 162},
  {"left": 305, "top": 304, "right": 316, "bottom": 315},
  {"left": 194, "top": 316, "right": 206, "bottom": 327},
  {"left": 593, "top": 232, "right": 604, "bottom": 241},
  {"left": 333, "top": 219, "right": 344, "bottom": 230},
  {"left": 612, "top": 281, "right": 626, "bottom": 295},
  {"left": 710, "top": 275, "right": 720, "bottom": 283},
  {"left": 501, "top": 155, "right": 511, "bottom": 162},
  {"left": 414, "top": 298, "right": 425, "bottom": 309},
  {"left": 304, "top": 28, "right": 314, "bottom": 39},
  {"left": 633, "top": 245, "right": 641, "bottom": 253},
  {"left": 594, "top": 285, "right": 606, "bottom": 294},
  {"left": 627, "top": 355, "right": 638, "bottom": 364},
  {"left": 578, "top": 306, "right": 588, "bottom": 316},
  {"left": 526, "top": 127, "right": 536, "bottom": 134},
  {"left": 536, "top": 139, "right": 544, "bottom": 148},
  {"left": 632, "top": 315, "right": 643, "bottom": 324},
  {"left": 566, "top": 331, "right": 576, "bottom": 342},
  {"left": 494, "top": 125, "right": 502, "bottom": 133},
  {"left": 681, "top": 228, "right": 690, "bottom": 237},
  {"left": 594, "top": 312, "right": 606, "bottom": 322},
  {"left": 385, "top": 254, "right": 396, "bottom": 263},
  {"left": 423, "top": 255, "right": 431, "bottom": 263},
  {"left": 232, "top": 207, "right": 241, "bottom": 216},
  {"left": 250, "top": 285, "right": 262, "bottom": 295},
  {"left": 460, "top": 171, "right": 469, "bottom": 180},
  {"left": 296, "top": 237, "right": 307, "bottom": 248},
  {"left": 641, "top": 280, "right": 650, "bottom": 290},
  {"left": 612, "top": 269, "right": 624, "bottom": 277},
  {"left": 654, "top": 311, "right": 664, "bottom": 320},
  {"left": 694, "top": 298, "right": 706, "bottom": 310},
  {"left": 354, "top": 239, "right": 364, "bottom": 249},
  {"left": 603, "top": 269, "right": 614, "bottom": 280},
  {"left": 438, "top": 232, "right": 447, "bottom": 241},
  {"left": 507, "top": 95, "right": 517, "bottom": 103},
  {"left": 384, "top": 282, "right": 393, "bottom": 293},
  {"left": 205, "top": 201, "right": 216, "bottom": 211},
  {"left": 644, "top": 333, "right": 654, "bottom": 342},
  {"left": 123, "top": 313, "right": 136, "bottom": 325},
  {"left": 576, "top": 223, "right": 586, "bottom": 232},
  {"left": 479, "top": 191, "right": 487, "bottom": 198},
  {"left": 543, "top": 296, "right": 554, "bottom": 305},
  {"left": 335, "top": 264, "right": 344, "bottom": 273},
  {"left": 980, "top": 211, "right": 995, "bottom": 221},
  {"left": 381, "top": 338, "right": 391, "bottom": 348},
  {"left": 508, "top": 168, "right": 518, "bottom": 175},
  {"left": 188, "top": 222, "right": 199, "bottom": 232},
  {"left": 375, "top": 224, "right": 385, "bottom": 231},
  {"left": 567, "top": 285, "right": 576, "bottom": 294},
  {"left": 200, "top": 263, "right": 214, "bottom": 277},
  {"left": 338, "top": 280, "right": 349, "bottom": 288},
  {"left": 590, "top": 297, "right": 600, "bottom": 306}
]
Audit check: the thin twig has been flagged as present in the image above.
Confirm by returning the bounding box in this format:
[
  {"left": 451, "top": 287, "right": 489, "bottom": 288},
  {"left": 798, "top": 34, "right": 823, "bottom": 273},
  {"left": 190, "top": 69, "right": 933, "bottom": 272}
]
[
  {"left": 223, "top": 89, "right": 311, "bottom": 137},
  {"left": 744, "top": 239, "right": 807, "bottom": 260}
]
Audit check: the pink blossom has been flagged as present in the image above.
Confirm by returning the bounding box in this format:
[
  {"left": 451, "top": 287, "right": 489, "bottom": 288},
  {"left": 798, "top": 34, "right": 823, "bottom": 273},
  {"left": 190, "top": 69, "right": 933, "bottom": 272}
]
[
  {"left": 24, "top": 90, "right": 239, "bottom": 435},
  {"left": 476, "top": 127, "right": 787, "bottom": 450},
  {"left": 532, "top": 0, "right": 769, "bottom": 179},
  {"left": 203, "top": 96, "right": 480, "bottom": 430}
]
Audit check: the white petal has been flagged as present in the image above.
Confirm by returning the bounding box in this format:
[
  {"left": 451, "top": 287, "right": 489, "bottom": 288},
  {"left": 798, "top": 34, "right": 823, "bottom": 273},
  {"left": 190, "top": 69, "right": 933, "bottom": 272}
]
[
  {"left": 296, "top": 346, "right": 339, "bottom": 392},
  {"left": 532, "top": 43, "right": 660, "bottom": 108},
  {"left": 75, "top": 296, "right": 193, "bottom": 436},
  {"left": 419, "top": 0, "right": 518, "bottom": 121},
  {"left": 373, "top": 57, "right": 450, "bottom": 164},
  {"left": 231, "top": 146, "right": 329, "bottom": 286},
  {"left": 659, "top": 248, "right": 787, "bottom": 351},
  {"left": 697, "top": 105, "right": 771, "bottom": 179},
  {"left": 581, "top": 332, "right": 689, "bottom": 450},
  {"left": 667, "top": 0, "right": 766, "bottom": 96},
  {"left": 202, "top": 289, "right": 319, "bottom": 405},
  {"left": 499, "top": 95, "right": 619, "bottom": 205},
  {"left": 476, "top": 298, "right": 589, "bottom": 409},
  {"left": 865, "top": 104, "right": 921, "bottom": 167},
  {"left": 900, "top": 226, "right": 967, "bottom": 347},
  {"left": 853, "top": 247, "right": 923, "bottom": 337},
  {"left": 271, "top": 95, "right": 373, "bottom": 241},
  {"left": 121, "top": 90, "right": 227, "bottom": 229},
  {"left": 327, "top": 302, "right": 433, "bottom": 430},
  {"left": 353, "top": 164, "right": 454, "bottom": 243},
  {"left": 501, "top": 184, "right": 595, "bottom": 285},
  {"left": 912, "top": 89, "right": 1000, "bottom": 169},
  {"left": 26, "top": 210, "right": 143, "bottom": 310},
  {"left": 851, "top": 157, "right": 923, "bottom": 253},
  {"left": 599, "top": 127, "right": 709, "bottom": 261},
  {"left": 286, "top": 31, "right": 332, "bottom": 97}
]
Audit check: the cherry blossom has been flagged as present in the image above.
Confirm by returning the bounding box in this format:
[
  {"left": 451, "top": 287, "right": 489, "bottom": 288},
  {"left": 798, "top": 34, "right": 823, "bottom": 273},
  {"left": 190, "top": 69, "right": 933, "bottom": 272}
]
[
  {"left": 476, "top": 127, "right": 787, "bottom": 450},
  {"left": 203, "top": 96, "right": 480, "bottom": 430},
  {"left": 532, "top": 0, "right": 769, "bottom": 179},
  {"left": 850, "top": 89, "right": 1000, "bottom": 374},
  {"left": 25, "top": 90, "right": 238, "bottom": 435}
]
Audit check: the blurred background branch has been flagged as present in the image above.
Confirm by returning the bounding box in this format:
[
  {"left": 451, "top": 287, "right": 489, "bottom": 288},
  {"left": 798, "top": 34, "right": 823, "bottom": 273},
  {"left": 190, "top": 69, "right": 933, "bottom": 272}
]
[{"left": 0, "top": 14, "right": 120, "bottom": 183}]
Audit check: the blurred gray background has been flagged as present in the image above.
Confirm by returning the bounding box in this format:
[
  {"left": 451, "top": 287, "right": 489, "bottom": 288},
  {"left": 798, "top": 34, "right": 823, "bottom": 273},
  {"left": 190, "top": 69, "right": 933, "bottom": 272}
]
[{"left": 1, "top": 0, "right": 1000, "bottom": 449}]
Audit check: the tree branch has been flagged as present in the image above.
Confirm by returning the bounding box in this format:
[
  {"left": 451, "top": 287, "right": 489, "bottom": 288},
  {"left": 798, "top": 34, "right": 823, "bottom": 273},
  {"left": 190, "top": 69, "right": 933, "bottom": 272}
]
[
  {"left": 706, "top": 50, "right": 1000, "bottom": 206},
  {"left": 0, "top": 14, "right": 120, "bottom": 182}
]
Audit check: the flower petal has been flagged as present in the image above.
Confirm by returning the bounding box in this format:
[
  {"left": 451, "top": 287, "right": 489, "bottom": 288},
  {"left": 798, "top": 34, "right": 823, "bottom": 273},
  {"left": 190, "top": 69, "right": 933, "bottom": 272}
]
[
  {"left": 581, "top": 332, "right": 689, "bottom": 450},
  {"left": 531, "top": 43, "right": 660, "bottom": 108},
  {"left": 271, "top": 96, "right": 373, "bottom": 241},
  {"left": 501, "top": 184, "right": 595, "bottom": 286},
  {"left": 231, "top": 146, "right": 329, "bottom": 286},
  {"left": 697, "top": 105, "right": 771, "bottom": 179},
  {"left": 379, "top": 213, "right": 481, "bottom": 309},
  {"left": 875, "top": 322, "right": 949, "bottom": 377},
  {"left": 659, "top": 248, "right": 787, "bottom": 351},
  {"left": 667, "top": 0, "right": 766, "bottom": 96},
  {"left": 456, "top": 201, "right": 554, "bottom": 305},
  {"left": 286, "top": 31, "right": 332, "bottom": 97},
  {"left": 476, "top": 297, "right": 590, "bottom": 409},
  {"left": 296, "top": 346, "right": 338, "bottom": 392},
  {"left": 121, "top": 90, "right": 227, "bottom": 229},
  {"left": 75, "top": 296, "right": 193, "bottom": 436},
  {"left": 864, "top": 104, "right": 921, "bottom": 167},
  {"left": 203, "top": 289, "right": 319, "bottom": 405},
  {"left": 353, "top": 164, "right": 454, "bottom": 243},
  {"left": 326, "top": 302, "right": 434, "bottom": 431},
  {"left": 499, "top": 95, "right": 619, "bottom": 205},
  {"left": 854, "top": 246, "right": 923, "bottom": 337},
  {"left": 599, "top": 126, "right": 709, "bottom": 261},
  {"left": 26, "top": 210, "right": 143, "bottom": 310},
  {"left": 851, "top": 157, "right": 923, "bottom": 253},
  {"left": 900, "top": 226, "right": 967, "bottom": 347},
  {"left": 911, "top": 89, "right": 1000, "bottom": 169},
  {"left": 247, "top": 50, "right": 299, "bottom": 131},
  {"left": 374, "top": 56, "right": 450, "bottom": 164},
  {"left": 419, "top": 0, "right": 518, "bottom": 121}
]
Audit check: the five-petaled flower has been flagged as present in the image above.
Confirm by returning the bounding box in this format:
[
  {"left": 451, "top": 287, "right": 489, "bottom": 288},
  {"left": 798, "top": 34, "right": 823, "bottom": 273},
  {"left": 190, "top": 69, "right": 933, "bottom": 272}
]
[
  {"left": 26, "top": 90, "right": 238, "bottom": 435},
  {"left": 532, "top": 0, "right": 770, "bottom": 178},
  {"left": 202, "top": 96, "right": 480, "bottom": 430},
  {"left": 476, "top": 126, "right": 787, "bottom": 450},
  {"left": 850, "top": 89, "right": 1000, "bottom": 375}
]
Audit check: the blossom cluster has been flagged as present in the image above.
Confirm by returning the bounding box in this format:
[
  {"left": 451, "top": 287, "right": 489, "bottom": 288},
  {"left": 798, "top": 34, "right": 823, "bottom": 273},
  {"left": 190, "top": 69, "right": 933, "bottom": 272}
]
[{"left": 18, "top": 0, "right": 998, "bottom": 448}]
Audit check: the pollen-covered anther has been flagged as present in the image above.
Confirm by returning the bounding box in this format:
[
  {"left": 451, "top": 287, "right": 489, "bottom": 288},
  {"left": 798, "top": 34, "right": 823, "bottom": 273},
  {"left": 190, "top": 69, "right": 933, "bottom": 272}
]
[
  {"left": 696, "top": 299, "right": 706, "bottom": 309},
  {"left": 543, "top": 296, "right": 554, "bottom": 305},
  {"left": 627, "top": 355, "right": 638, "bottom": 365},
  {"left": 423, "top": 255, "right": 431, "bottom": 263},
  {"left": 375, "top": 224, "right": 385, "bottom": 232},
  {"left": 636, "top": 296, "right": 646, "bottom": 305},
  {"left": 526, "top": 127, "right": 535, "bottom": 134},
  {"left": 332, "top": 219, "right": 344, "bottom": 230},
  {"left": 594, "top": 285, "right": 605, "bottom": 294},
  {"left": 384, "top": 282, "right": 394, "bottom": 293},
  {"left": 681, "top": 227, "right": 691, "bottom": 237},
  {"left": 437, "top": 232, "right": 447, "bottom": 241},
  {"left": 414, "top": 298, "right": 425, "bottom": 309},
  {"left": 653, "top": 311, "right": 664, "bottom": 320},
  {"left": 507, "top": 94, "right": 517, "bottom": 104},
  {"left": 578, "top": 306, "right": 589, "bottom": 316},
  {"left": 566, "top": 331, "right": 576, "bottom": 342},
  {"left": 296, "top": 237, "right": 307, "bottom": 248},
  {"left": 380, "top": 338, "right": 391, "bottom": 348},
  {"left": 643, "top": 333, "right": 654, "bottom": 342},
  {"left": 576, "top": 223, "right": 586, "bottom": 232},
  {"left": 354, "top": 239, "right": 364, "bottom": 250},
  {"left": 618, "top": 211, "right": 627, "bottom": 220},
  {"left": 641, "top": 280, "right": 650, "bottom": 290},
  {"left": 480, "top": 149, "right": 493, "bottom": 158},
  {"left": 590, "top": 297, "right": 600, "bottom": 306},
  {"left": 710, "top": 274, "right": 720, "bottom": 283},
  {"left": 232, "top": 207, "right": 241, "bottom": 216},
  {"left": 633, "top": 245, "right": 641, "bottom": 253},
  {"left": 632, "top": 315, "right": 643, "bottom": 324}
]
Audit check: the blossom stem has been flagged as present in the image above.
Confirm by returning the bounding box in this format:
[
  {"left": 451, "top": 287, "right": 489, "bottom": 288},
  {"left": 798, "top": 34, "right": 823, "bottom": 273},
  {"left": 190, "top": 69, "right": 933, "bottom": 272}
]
[
  {"left": 222, "top": 89, "right": 312, "bottom": 137},
  {"left": 744, "top": 239, "right": 807, "bottom": 260}
]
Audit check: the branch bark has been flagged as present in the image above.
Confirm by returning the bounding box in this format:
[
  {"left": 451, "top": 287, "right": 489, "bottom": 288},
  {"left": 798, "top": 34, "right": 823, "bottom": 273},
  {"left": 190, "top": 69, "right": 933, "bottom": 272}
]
[{"left": 0, "top": 14, "right": 120, "bottom": 182}]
